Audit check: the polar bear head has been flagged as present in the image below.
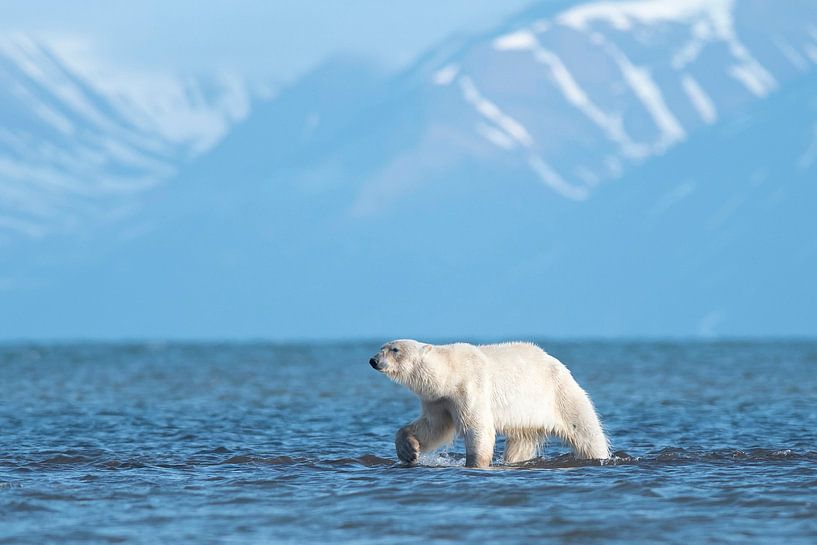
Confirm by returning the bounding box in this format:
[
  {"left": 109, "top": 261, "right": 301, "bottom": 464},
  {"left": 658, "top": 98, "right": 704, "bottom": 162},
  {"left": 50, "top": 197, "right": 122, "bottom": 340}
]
[{"left": 369, "top": 339, "right": 433, "bottom": 387}]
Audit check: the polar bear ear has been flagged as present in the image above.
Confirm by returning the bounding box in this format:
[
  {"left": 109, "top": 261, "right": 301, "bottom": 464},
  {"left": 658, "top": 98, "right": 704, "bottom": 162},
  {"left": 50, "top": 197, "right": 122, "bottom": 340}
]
[{"left": 421, "top": 344, "right": 432, "bottom": 356}]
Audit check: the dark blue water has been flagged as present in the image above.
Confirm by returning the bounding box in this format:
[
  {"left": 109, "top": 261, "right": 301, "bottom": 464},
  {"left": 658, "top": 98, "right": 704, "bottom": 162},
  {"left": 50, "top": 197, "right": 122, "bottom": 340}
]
[{"left": 1, "top": 341, "right": 816, "bottom": 544}]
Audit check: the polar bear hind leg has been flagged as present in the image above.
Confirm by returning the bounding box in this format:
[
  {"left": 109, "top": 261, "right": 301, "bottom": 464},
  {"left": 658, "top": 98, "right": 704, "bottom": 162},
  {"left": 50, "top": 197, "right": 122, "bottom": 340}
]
[
  {"left": 553, "top": 377, "right": 610, "bottom": 460},
  {"left": 503, "top": 431, "right": 541, "bottom": 464}
]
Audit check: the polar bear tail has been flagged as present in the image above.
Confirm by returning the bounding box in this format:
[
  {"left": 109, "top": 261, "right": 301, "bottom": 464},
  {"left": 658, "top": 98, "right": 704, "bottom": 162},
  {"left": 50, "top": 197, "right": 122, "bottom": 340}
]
[{"left": 553, "top": 372, "right": 611, "bottom": 460}]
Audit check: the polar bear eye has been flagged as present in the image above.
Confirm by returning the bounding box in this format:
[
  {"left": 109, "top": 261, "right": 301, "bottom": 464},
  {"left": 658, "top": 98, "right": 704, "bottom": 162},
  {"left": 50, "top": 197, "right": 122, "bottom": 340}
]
[{"left": 390, "top": 347, "right": 399, "bottom": 353}]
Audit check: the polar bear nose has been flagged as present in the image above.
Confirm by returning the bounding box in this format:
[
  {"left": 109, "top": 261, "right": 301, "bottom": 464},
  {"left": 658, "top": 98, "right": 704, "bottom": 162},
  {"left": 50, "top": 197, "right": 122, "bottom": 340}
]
[{"left": 369, "top": 357, "right": 380, "bottom": 369}]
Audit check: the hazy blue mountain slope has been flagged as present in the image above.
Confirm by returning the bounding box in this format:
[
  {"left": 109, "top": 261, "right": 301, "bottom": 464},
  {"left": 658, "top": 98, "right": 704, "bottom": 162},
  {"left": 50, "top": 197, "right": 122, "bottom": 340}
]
[
  {"left": 3, "top": 70, "right": 815, "bottom": 339},
  {"left": 1, "top": 0, "right": 816, "bottom": 339}
]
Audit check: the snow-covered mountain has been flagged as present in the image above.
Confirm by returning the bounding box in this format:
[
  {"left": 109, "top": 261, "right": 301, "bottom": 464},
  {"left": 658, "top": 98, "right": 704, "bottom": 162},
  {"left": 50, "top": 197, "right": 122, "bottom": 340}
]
[
  {"left": 346, "top": 0, "right": 817, "bottom": 208},
  {"left": 0, "top": 34, "right": 250, "bottom": 242},
  {"left": 1, "top": 0, "right": 816, "bottom": 339}
]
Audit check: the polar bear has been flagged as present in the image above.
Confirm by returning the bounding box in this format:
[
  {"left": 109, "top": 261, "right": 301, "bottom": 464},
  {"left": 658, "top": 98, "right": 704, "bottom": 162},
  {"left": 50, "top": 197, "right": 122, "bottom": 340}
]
[{"left": 369, "top": 339, "right": 610, "bottom": 467}]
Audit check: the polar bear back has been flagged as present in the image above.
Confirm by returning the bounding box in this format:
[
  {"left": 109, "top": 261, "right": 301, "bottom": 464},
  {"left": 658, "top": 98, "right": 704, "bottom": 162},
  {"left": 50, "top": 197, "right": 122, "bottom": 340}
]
[{"left": 475, "top": 342, "right": 569, "bottom": 433}]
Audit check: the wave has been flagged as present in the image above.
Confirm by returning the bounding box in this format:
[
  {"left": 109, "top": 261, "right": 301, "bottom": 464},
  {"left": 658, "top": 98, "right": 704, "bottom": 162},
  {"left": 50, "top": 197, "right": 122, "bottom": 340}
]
[
  {"left": 516, "top": 448, "right": 817, "bottom": 469},
  {"left": 3, "top": 447, "right": 815, "bottom": 473}
]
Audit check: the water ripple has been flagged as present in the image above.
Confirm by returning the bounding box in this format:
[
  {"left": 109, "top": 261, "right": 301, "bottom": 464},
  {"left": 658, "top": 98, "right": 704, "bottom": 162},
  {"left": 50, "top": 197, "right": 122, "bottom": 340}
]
[{"left": 2, "top": 448, "right": 815, "bottom": 474}]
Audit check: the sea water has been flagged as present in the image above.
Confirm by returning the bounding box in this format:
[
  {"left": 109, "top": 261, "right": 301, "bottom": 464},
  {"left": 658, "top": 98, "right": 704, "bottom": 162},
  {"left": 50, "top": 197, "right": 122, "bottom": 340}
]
[{"left": 1, "top": 341, "right": 816, "bottom": 544}]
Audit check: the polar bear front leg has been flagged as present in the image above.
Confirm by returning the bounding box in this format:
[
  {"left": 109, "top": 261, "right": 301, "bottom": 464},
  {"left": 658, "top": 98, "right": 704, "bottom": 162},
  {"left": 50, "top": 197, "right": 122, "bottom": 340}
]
[
  {"left": 395, "top": 427, "right": 421, "bottom": 464},
  {"left": 395, "top": 401, "right": 455, "bottom": 464},
  {"left": 463, "top": 423, "right": 495, "bottom": 468},
  {"left": 455, "top": 388, "right": 495, "bottom": 468}
]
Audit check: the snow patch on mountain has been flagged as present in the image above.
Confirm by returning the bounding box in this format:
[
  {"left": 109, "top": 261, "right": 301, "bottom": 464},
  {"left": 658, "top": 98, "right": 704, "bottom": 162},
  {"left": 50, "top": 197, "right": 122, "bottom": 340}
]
[
  {"left": 459, "top": 75, "right": 533, "bottom": 148},
  {"left": 681, "top": 74, "right": 717, "bottom": 123},
  {"left": 432, "top": 64, "right": 459, "bottom": 86}
]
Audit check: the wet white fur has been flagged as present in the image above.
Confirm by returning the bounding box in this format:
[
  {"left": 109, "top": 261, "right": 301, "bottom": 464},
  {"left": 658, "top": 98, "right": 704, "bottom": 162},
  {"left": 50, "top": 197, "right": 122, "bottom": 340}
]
[{"left": 372, "top": 339, "right": 610, "bottom": 468}]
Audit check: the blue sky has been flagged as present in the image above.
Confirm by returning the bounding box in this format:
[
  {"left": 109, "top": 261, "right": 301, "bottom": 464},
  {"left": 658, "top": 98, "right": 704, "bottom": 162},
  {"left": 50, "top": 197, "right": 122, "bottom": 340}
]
[{"left": 1, "top": 1, "right": 532, "bottom": 83}]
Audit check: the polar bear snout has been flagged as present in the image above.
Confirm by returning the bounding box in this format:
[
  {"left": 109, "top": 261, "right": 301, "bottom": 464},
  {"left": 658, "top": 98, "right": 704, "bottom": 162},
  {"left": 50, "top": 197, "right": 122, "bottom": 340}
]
[{"left": 369, "top": 357, "right": 382, "bottom": 370}]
